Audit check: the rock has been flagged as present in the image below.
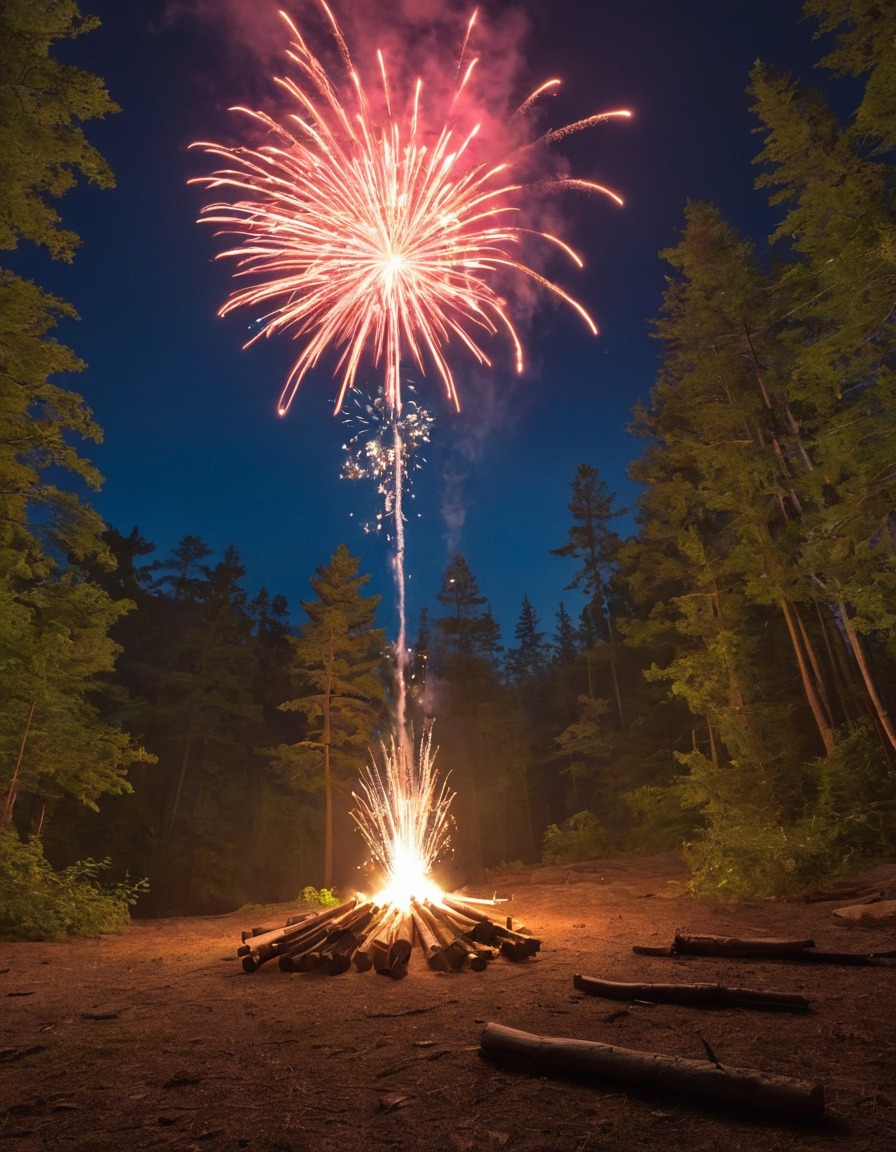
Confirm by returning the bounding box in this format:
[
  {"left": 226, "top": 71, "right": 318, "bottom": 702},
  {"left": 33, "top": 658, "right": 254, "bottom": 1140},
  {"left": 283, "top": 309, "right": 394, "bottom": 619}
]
[{"left": 832, "top": 900, "right": 896, "bottom": 928}]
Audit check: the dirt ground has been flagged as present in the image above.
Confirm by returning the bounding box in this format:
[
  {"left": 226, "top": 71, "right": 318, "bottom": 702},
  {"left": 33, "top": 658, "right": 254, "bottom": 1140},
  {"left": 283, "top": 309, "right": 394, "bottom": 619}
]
[{"left": 2, "top": 853, "right": 896, "bottom": 1151}]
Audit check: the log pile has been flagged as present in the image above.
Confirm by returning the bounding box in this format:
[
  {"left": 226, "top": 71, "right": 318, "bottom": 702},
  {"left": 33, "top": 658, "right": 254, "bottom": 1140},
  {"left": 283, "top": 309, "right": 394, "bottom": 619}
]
[{"left": 237, "top": 894, "right": 540, "bottom": 976}]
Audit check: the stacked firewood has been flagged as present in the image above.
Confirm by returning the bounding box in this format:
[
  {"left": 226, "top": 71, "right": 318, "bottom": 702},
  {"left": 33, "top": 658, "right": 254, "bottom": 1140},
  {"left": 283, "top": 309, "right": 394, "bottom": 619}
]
[{"left": 237, "top": 894, "right": 540, "bottom": 977}]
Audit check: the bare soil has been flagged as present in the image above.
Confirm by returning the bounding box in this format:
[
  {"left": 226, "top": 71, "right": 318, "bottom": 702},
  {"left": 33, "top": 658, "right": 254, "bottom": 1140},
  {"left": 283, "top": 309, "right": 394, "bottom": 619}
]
[{"left": 2, "top": 853, "right": 896, "bottom": 1151}]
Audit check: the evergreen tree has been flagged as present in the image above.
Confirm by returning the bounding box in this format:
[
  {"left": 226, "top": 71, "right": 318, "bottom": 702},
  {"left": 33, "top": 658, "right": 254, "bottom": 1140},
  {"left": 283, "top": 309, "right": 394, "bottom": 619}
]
[
  {"left": 277, "top": 545, "right": 386, "bottom": 887},
  {"left": 551, "top": 463, "right": 626, "bottom": 726},
  {"left": 435, "top": 554, "right": 495, "bottom": 657},
  {"left": 505, "top": 595, "right": 549, "bottom": 687},
  {"left": 0, "top": 0, "right": 117, "bottom": 259},
  {"left": 749, "top": 13, "right": 896, "bottom": 758}
]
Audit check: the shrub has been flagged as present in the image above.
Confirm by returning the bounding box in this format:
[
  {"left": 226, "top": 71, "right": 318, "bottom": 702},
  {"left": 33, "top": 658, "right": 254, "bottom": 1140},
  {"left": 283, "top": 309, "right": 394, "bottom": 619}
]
[
  {"left": 300, "top": 885, "right": 339, "bottom": 907},
  {"left": 623, "top": 783, "right": 699, "bottom": 854},
  {"left": 542, "top": 811, "right": 608, "bottom": 865},
  {"left": 0, "top": 831, "right": 148, "bottom": 940}
]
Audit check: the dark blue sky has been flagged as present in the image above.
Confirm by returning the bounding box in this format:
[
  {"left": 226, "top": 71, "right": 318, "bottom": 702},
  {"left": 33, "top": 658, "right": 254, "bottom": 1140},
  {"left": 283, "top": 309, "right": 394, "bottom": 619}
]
[{"left": 32, "top": 0, "right": 821, "bottom": 642}]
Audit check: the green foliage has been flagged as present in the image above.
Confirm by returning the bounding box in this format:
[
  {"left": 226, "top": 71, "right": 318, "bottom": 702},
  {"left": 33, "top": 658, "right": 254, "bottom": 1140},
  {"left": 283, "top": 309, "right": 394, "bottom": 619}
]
[
  {"left": 683, "top": 816, "right": 824, "bottom": 899},
  {"left": 300, "top": 885, "right": 339, "bottom": 907},
  {"left": 542, "top": 810, "right": 608, "bottom": 865},
  {"left": 682, "top": 724, "right": 896, "bottom": 897},
  {"left": 0, "top": 0, "right": 117, "bottom": 259},
  {"left": 805, "top": 722, "right": 896, "bottom": 866},
  {"left": 0, "top": 3, "right": 150, "bottom": 845},
  {"left": 280, "top": 544, "right": 386, "bottom": 788},
  {"left": 623, "top": 784, "right": 699, "bottom": 854},
  {"left": 0, "top": 830, "right": 147, "bottom": 939}
]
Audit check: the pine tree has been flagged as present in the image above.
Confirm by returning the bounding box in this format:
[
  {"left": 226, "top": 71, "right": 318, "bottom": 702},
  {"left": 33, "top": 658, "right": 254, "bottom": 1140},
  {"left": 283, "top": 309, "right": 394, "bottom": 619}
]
[
  {"left": 750, "top": 6, "right": 896, "bottom": 757},
  {"left": 505, "top": 595, "right": 549, "bottom": 688},
  {"left": 551, "top": 463, "right": 626, "bottom": 726},
  {"left": 435, "top": 554, "right": 493, "bottom": 657},
  {"left": 278, "top": 545, "right": 386, "bottom": 887}
]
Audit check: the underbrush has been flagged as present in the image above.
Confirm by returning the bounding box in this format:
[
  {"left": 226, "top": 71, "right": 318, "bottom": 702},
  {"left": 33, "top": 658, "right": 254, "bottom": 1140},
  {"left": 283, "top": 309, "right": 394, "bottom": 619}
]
[{"left": 0, "top": 830, "right": 148, "bottom": 940}]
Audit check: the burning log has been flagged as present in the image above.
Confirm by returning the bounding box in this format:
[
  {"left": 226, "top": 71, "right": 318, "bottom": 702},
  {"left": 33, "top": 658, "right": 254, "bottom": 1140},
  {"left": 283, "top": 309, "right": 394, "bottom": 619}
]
[
  {"left": 573, "top": 973, "right": 811, "bottom": 1012},
  {"left": 240, "top": 898, "right": 359, "bottom": 972},
  {"left": 238, "top": 891, "right": 539, "bottom": 977},
  {"left": 441, "top": 894, "right": 540, "bottom": 959},
  {"left": 480, "top": 1022, "right": 825, "bottom": 1118},
  {"left": 410, "top": 902, "right": 455, "bottom": 971},
  {"left": 279, "top": 902, "right": 377, "bottom": 974},
  {"left": 413, "top": 900, "right": 482, "bottom": 970}
]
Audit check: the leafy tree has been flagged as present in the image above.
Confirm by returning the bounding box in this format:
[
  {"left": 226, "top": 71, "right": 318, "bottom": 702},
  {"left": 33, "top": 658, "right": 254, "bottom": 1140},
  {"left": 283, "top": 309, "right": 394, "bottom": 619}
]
[
  {"left": 277, "top": 545, "right": 386, "bottom": 887},
  {"left": 0, "top": 0, "right": 117, "bottom": 259},
  {"left": 0, "top": 4, "right": 148, "bottom": 872}
]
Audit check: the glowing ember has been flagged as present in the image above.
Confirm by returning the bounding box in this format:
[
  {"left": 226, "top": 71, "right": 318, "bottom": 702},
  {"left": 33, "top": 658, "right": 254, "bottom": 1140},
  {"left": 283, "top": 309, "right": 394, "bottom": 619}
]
[
  {"left": 192, "top": 2, "right": 629, "bottom": 419},
  {"left": 352, "top": 723, "right": 453, "bottom": 912}
]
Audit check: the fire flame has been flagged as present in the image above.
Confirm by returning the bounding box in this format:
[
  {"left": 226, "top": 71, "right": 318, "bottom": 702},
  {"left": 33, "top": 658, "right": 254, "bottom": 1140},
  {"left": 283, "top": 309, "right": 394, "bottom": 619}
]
[{"left": 352, "top": 724, "right": 453, "bottom": 912}]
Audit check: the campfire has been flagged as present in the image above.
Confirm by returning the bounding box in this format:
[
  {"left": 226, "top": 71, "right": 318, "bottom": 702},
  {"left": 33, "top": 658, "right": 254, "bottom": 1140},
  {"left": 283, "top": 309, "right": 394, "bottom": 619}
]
[
  {"left": 237, "top": 726, "right": 540, "bottom": 976},
  {"left": 237, "top": 892, "right": 540, "bottom": 977}
]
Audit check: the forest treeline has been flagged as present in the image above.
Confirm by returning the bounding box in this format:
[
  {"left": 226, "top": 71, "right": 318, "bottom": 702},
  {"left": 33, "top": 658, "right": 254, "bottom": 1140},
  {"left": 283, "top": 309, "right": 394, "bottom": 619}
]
[{"left": 2, "top": 1, "right": 894, "bottom": 931}]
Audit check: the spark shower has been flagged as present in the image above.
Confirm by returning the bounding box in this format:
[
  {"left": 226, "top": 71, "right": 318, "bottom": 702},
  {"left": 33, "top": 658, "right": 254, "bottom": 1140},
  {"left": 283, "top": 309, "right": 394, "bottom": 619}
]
[{"left": 193, "top": 1, "right": 627, "bottom": 907}]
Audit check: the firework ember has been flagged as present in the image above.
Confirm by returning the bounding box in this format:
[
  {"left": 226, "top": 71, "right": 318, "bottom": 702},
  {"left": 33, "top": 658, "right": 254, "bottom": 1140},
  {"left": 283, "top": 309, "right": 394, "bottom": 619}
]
[{"left": 192, "top": 2, "right": 629, "bottom": 419}]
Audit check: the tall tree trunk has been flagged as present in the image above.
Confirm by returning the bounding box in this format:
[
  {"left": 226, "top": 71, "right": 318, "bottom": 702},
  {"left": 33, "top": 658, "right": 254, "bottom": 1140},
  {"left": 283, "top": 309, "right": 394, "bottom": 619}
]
[
  {"left": 2, "top": 700, "right": 36, "bottom": 828},
  {"left": 167, "top": 728, "right": 195, "bottom": 837},
  {"left": 837, "top": 600, "right": 896, "bottom": 759},
  {"left": 778, "top": 598, "right": 836, "bottom": 756},
  {"left": 794, "top": 604, "right": 836, "bottom": 734}
]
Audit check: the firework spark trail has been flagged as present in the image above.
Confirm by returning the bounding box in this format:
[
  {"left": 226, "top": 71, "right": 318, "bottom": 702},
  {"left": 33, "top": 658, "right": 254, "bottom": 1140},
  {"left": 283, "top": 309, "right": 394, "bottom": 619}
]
[{"left": 192, "top": 4, "right": 629, "bottom": 422}]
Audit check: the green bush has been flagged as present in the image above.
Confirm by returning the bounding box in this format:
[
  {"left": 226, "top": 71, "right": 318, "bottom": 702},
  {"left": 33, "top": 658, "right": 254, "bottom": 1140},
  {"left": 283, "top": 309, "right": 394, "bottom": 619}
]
[
  {"left": 623, "top": 783, "right": 700, "bottom": 854},
  {"left": 809, "top": 721, "right": 896, "bottom": 865},
  {"left": 684, "top": 724, "right": 896, "bottom": 898},
  {"left": 683, "top": 817, "right": 827, "bottom": 898},
  {"left": 300, "top": 885, "right": 339, "bottom": 907},
  {"left": 542, "top": 811, "right": 608, "bottom": 865},
  {"left": 0, "top": 830, "right": 148, "bottom": 940}
]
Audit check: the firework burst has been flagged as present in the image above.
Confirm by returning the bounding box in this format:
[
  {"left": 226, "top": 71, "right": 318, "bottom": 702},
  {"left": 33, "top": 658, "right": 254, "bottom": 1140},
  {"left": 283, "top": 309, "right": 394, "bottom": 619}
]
[
  {"left": 341, "top": 386, "right": 433, "bottom": 536},
  {"left": 192, "top": 3, "right": 629, "bottom": 419}
]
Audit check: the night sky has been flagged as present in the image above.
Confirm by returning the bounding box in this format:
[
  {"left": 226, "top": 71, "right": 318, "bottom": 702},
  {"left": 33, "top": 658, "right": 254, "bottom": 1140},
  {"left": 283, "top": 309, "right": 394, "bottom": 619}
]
[{"left": 27, "top": 0, "right": 820, "bottom": 642}]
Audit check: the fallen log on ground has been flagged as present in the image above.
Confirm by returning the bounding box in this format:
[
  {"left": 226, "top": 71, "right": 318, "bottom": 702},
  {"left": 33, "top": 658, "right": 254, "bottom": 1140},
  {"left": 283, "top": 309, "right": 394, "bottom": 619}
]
[
  {"left": 573, "top": 973, "right": 810, "bottom": 1012},
  {"left": 673, "top": 933, "right": 816, "bottom": 957},
  {"left": 633, "top": 932, "right": 896, "bottom": 965},
  {"left": 480, "top": 1022, "right": 825, "bottom": 1118},
  {"left": 803, "top": 882, "right": 894, "bottom": 904}
]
